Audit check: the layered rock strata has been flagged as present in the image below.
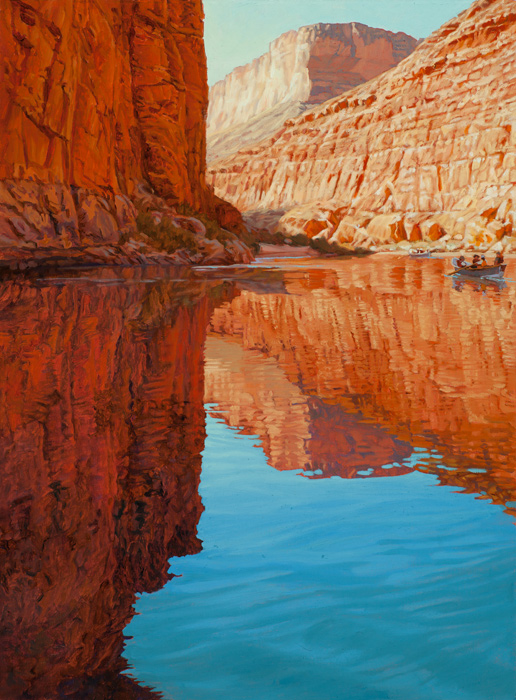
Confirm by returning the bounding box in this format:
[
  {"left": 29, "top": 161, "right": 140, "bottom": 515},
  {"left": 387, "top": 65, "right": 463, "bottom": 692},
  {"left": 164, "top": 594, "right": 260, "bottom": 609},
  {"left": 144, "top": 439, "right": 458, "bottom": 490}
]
[
  {"left": 0, "top": 270, "right": 234, "bottom": 697},
  {"left": 209, "top": 0, "right": 516, "bottom": 253},
  {"left": 0, "top": 0, "right": 249, "bottom": 268},
  {"left": 207, "top": 23, "right": 417, "bottom": 161}
]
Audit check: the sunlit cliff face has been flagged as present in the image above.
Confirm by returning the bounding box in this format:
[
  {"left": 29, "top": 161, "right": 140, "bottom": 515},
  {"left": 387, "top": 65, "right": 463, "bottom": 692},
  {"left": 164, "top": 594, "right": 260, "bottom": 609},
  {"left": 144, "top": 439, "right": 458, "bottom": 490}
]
[
  {"left": 209, "top": 0, "right": 516, "bottom": 251},
  {"left": 205, "top": 257, "right": 516, "bottom": 503},
  {"left": 0, "top": 271, "right": 234, "bottom": 698},
  {"left": 206, "top": 23, "right": 417, "bottom": 162}
]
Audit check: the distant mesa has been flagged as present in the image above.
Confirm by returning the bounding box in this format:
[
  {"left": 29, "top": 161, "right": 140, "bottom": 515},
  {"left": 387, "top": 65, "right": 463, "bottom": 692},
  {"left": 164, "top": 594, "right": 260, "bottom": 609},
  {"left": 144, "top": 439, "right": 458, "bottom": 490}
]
[
  {"left": 209, "top": 0, "right": 516, "bottom": 254},
  {"left": 207, "top": 23, "right": 418, "bottom": 162}
]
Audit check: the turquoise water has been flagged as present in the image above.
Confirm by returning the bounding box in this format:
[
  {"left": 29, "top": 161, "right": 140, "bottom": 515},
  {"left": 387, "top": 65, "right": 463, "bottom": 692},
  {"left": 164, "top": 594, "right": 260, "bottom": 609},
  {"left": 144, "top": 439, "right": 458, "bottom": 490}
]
[{"left": 123, "top": 413, "right": 516, "bottom": 700}]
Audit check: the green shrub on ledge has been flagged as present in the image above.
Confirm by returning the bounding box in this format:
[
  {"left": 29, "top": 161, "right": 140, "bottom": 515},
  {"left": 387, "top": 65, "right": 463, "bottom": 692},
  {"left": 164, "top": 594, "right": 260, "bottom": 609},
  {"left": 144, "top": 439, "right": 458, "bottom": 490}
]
[{"left": 136, "top": 211, "right": 200, "bottom": 254}]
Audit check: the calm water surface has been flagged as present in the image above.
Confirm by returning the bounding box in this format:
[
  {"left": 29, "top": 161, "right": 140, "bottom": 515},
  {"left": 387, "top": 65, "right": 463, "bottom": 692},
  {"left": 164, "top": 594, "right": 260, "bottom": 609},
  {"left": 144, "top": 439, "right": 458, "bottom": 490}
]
[
  {"left": 1, "top": 255, "right": 515, "bottom": 699},
  {"left": 124, "top": 254, "right": 516, "bottom": 700}
]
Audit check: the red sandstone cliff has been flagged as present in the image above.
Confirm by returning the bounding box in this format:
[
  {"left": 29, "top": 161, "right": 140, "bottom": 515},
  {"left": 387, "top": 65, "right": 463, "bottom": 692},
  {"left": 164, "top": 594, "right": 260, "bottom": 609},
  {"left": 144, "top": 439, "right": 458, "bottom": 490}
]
[
  {"left": 207, "top": 23, "right": 417, "bottom": 162},
  {"left": 0, "top": 272, "right": 235, "bottom": 697},
  {"left": 0, "top": 0, "right": 250, "bottom": 269},
  {"left": 209, "top": 0, "right": 516, "bottom": 253}
]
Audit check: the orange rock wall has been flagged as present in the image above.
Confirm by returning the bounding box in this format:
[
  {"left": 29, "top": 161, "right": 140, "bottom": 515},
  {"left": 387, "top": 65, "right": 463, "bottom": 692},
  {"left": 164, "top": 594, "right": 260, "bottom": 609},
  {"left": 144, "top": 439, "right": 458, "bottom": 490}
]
[
  {"left": 0, "top": 0, "right": 242, "bottom": 262},
  {"left": 210, "top": 0, "right": 516, "bottom": 252},
  {"left": 0, "top": 0, "right": 207, "bottom": 204},
  {"left": 207, "top": 23, "right": 417, "bottom": 161}
]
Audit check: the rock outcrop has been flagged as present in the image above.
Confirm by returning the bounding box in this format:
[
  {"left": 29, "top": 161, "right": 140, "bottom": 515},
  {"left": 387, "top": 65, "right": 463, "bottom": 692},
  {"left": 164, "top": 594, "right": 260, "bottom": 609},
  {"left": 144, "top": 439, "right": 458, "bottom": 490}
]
[
  {"left": 0, "top": 270, "right": 236, "bottom": 697},
  {"left": 0, "top": 0, "right": 250, "bottom": 268},
  {"left": 209, "top": 0, "right": 516, "bottom": 253},
  {"left": 207, "top": 23, "right": 417, "bottom": 162}
]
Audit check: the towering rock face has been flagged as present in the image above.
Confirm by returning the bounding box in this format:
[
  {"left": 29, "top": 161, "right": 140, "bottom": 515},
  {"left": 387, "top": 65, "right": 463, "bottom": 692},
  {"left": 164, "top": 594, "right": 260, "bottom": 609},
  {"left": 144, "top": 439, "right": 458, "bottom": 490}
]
[
  {"left": 210, "top": 0, "right": 516, "bottom": 252},
  {"left": 207, "top": 23, "right": 417, "bottom": 162},
  {"left": 0, "top": 0, "right": 247, "bottom": 267},
  {"left": 0, "top": 271, "right": 235, "bottom": 697}
]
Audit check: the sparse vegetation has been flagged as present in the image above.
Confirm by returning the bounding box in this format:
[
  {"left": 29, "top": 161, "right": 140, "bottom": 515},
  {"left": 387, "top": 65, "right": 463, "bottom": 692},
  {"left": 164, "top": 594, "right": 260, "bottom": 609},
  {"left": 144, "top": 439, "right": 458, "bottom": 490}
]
[
  {"left": 290, "top": 233, "right": 310, "bottom": 247},
  {"left": 135, "top": 211, "right": 200, "bottom": 254},
  {"left": 177, "top": 202, "right": 266, "bottom": 253}
]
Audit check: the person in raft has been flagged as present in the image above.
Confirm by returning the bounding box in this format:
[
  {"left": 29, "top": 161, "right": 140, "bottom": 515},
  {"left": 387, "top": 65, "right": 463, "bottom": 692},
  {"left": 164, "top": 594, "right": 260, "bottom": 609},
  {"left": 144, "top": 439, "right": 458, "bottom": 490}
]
[
  {"left": 470, "top": 254, "right": 482, "bottom": 268},
  {"left": 456, "top": 255, "right": 468, "bottom": 268},
  {"left": 494, "top": 251, "right": 505, "bottom": 266},
  {"left": 480, "top": 255, "right": 488, "bottom": 267}
]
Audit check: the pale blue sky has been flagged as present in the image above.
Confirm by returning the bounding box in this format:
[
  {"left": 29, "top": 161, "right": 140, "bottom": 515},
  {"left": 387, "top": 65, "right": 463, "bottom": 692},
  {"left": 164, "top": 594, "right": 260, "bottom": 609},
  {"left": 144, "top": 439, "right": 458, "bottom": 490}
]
[{"left": 204, "top": 0, "right": 474, "bottom": 84}]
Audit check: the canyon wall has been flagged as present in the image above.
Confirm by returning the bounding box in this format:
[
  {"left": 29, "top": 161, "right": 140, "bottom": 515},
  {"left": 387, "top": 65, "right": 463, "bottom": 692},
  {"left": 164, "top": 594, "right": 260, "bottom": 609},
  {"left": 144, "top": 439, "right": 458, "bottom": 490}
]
[
  {"left": 0, "top": 0, "right": 248, "bottom": 268},
  {"left": 0, "top": 271, "right": 234, "bottom": 697},
  {"left": 209, "top": 0, "right": 516, "bottom": 252},
  {"left": 207, "top": 23, "right": 417, "bottom": 162},
  {"left": 206, "top": 257, "right": 516, "bottom": 507}
]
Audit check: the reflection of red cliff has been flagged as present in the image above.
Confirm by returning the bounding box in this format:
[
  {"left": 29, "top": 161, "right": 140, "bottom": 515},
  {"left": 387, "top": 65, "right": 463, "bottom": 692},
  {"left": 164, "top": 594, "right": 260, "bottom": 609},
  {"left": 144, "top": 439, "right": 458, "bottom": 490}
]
[
  {"left": 207, "top": 258, "right": 516, "bottom": 490},
  {"left": 205, "top": 336, "right": 412, "bottom": 479},
  {"left": 0, "top": 272, "right": 227, "bottom": 697}
]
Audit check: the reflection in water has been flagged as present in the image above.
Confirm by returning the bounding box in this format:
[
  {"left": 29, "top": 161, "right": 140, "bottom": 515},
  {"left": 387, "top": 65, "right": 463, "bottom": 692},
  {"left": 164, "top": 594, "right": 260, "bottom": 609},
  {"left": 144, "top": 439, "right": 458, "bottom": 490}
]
[
  {"left": 0, "top": 269, "right": 235, "bottom": 698},
  {"left": 205, "top": 337, "right": 412, "bottom": 478},
  {"left": 0, "top": 256, "right": 516, "bottom": 698},
  {"left": 206, "top": 256, "right": 516, "bottom": 505}
]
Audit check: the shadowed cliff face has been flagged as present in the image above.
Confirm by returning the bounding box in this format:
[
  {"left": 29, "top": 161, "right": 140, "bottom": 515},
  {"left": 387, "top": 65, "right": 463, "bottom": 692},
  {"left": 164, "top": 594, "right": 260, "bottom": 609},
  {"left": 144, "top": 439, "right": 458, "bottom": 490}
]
[
  {"left": 209, "top": 0, "right": 516, "bottom": 253},
  {"left": 206, "top": 257, "right": 516, "bottom": 503},
  {"left": 0, "top": 0, "right": 207, "bottom": 203},
  {"left": 0, "top": 270, "right": 235, "bottom": 698}
]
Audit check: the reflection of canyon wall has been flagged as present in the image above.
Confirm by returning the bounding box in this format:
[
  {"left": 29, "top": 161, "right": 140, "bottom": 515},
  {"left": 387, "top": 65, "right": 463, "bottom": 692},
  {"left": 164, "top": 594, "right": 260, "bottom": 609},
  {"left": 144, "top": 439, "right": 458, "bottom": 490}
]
[
  {"left": 210, "top": 0, "right": 516, "bottom": 252},
  {"left": 0, "top": 0, "right": 243, "bottom": 267},
  {"left": 207, "top": 24, "right": 417, "bottom": 162},
  {"left": 207, "top": 258, "right": 516, "bottom": 499},
  {"left": 0, "top": 272, "right": 227, "bottom": 697},
  {"left": 205, "top": 336, "right": 412, "bottom": 478}
]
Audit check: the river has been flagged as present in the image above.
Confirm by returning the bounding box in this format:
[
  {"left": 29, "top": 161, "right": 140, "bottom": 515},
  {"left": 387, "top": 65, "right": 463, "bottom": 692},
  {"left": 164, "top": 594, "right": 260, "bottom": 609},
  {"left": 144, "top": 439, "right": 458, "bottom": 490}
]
[{"left": 1, "top": 254, "right": 515, "bottom": 699}]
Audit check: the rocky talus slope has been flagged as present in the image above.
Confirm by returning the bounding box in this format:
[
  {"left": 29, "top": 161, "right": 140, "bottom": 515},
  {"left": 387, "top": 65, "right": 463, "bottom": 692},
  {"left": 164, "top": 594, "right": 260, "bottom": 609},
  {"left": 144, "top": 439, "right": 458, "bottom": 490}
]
[
  {"left": 207, "top": 23, "right": 417, "bottom": 162},
  {"left": 210, "top": 0, "right": 516, "bottom": 253},
  {"left": 0, "top": 0, "right": 251, "bottom": 269}
]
